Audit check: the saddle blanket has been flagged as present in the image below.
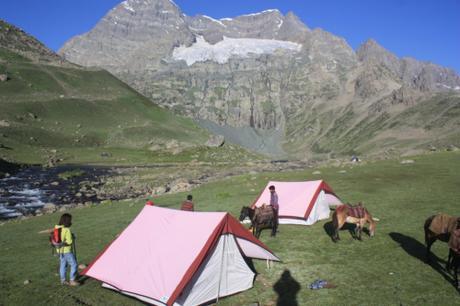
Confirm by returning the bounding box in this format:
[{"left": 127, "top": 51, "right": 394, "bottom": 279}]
[
  {"left": 256, "top": 205, "right": 274, "bottom": 223},
  {"left": 347, "top": 204, "right": 366, "bottom": 219}
]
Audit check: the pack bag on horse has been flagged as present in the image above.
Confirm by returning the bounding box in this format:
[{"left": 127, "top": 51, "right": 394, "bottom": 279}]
[
  {"left": 239, "top": 204, "right": 277, "bottom": 238},
  {"left": 424, "top": 213, "right": 460, "bottom": 264},
  {"left": 448, "top": 228, "right": 460, "bottom": 289},
  {"left": 331, "top": 202, "right": 377, "bottom": 242}
]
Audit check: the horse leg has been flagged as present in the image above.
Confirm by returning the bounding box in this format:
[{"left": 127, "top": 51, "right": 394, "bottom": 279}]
[
  {"left": 358, "top": 219, "right": 366, "bottom": 240},
  {"left": 455, "top": 257, "right": 459, "bottom": 289},
  {"left": 424, "top": 216, "right": 436, "bottom": 263},
  {"left": 425, "top": 234, "right": 436, "bottom": 263},
  {"left": 356, "top": 224, "right": 362, "bottom": 240},
  {"left": 447, "top": 249, "right": 453, "bottom": 272},
  {"left": 334, "top": 213, "right": 346, "bottom": 241},
  {"left": 332, "top": 212, "right": 339, "bottom": 241}
]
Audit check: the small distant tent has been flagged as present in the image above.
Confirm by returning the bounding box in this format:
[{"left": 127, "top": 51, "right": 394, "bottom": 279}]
[
  {"left": 252, "top": 180, "right": 342, "bottom": 225},
  {"left": 82, "top": 205, "right": 279, "bottom": 306}
]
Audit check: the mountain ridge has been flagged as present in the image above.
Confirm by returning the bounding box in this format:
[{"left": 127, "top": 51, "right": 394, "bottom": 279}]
[{"left": 58, "top": 0, "right": 460, "bottom": 158}]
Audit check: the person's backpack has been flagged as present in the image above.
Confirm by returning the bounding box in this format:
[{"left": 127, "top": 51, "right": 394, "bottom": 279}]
[{"left": 49, "top": 227, "right": 64, "bottom": 255}]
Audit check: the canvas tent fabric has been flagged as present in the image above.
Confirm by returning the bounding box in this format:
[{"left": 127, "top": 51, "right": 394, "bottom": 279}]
[
  {"left": 82, "top": 205, "right": 279, "bottom": 306},
  {"left": 252, "top": 180, "right": 342, "bottom": 225}
]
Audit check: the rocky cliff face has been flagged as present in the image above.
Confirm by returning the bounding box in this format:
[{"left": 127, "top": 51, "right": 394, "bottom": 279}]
[{"left": 59, "top": 0, "right": 460, "bottom": 158}]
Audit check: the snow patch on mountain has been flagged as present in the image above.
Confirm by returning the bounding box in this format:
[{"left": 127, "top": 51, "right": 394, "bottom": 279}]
[
  {"left": 202, "top": 15, "right": 227, "bottom": 27},
  {"left": 172, "top": 36, "right": 302, "bottom": 66},
  {"left": 122, "top": 1, "right": 135, "bottom": 12}
]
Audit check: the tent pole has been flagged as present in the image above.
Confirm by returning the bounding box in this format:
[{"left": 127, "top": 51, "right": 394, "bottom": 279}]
[{"left": 216, "top": 234, "right": 227, "bottom": 303}]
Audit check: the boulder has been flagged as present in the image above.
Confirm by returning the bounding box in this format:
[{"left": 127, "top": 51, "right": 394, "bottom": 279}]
[
  {"left": 0, "top": 120, "right": 10, "bottom": 127},
  {"left": 165, "top": 139, "right": 179, "bottom": 149},
  {"left": 100, "top": 152, "right": 112, "bottom": 158},
  {"left": 169, "top": 178, "right": 192, "bottom": 193},
  {"left": 42, "top": 203, "right": 57, "bottom": 214},
  {"left": 400, "top": 159, "right": 415, "bottom": 164},
  {"left": 0, "top": 74, "right": 8, "bottom": 82},
  {"left": 78, "top": 264, "right": 87, "bottom": 270},
  {"left": 151, "top": 186, "right": 167, "bottom": 195},
  {"left": 205, "top": 135, "right": 225, "bottom": 147}
]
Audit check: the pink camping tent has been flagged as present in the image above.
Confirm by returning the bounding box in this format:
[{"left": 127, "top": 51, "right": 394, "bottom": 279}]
[
  {"left": 82, "top": 205, "right": 279, "bottom": 306},
  {"left": 252, "top": 180, "right": 342, "bottom": 225}
]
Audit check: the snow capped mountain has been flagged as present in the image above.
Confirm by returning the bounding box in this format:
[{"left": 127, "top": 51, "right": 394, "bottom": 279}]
[
  {"left": 172, "top": 36, "right": 302, "bottom": 66},
  {"left": 59, "top": 0, "right": 460, "bottom": 158}
]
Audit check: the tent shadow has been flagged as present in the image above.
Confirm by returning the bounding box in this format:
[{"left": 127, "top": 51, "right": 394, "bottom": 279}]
[
  {"left": 389, "top": 232, "right": 457, "bottom": 289},
  {"left": 273, "top": 269, "right": 300, "bottom": 306}
]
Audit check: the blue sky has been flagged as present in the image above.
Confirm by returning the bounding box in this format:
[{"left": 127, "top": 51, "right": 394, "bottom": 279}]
[{"left": 1, "top": 0, "right": 459, "bottom": 73}]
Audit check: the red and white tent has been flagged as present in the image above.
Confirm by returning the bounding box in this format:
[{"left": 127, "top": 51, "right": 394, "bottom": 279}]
[
  {"left": 82, "top": 205, "right": 279, "bottom": 306},
  {"left": 252, "top": 180, "right": 342, "bottom": 225}
]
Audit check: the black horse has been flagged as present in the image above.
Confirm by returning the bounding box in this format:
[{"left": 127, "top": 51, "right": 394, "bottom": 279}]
[{"left": 239, "top": 206, "right": 276, "bottom": 238}]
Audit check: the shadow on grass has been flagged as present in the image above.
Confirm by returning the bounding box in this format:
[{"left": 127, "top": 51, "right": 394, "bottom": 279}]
[
  {"left": 323, "top": 221, "right": 359, "bottom": 242},
  {"left": 273, "top": 269, "right": 300, "bottom": 306},
  {"left": 389, "top": 232, "right": 458, "bottom": 290}
]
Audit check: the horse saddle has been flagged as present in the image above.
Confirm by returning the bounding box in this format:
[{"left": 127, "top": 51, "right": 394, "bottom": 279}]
[
  {"left": 256, "top": 205, "right": 274, "bottom": 223},
  {"left": 347, "top": 204, "right": 366, "bottom": 219}
]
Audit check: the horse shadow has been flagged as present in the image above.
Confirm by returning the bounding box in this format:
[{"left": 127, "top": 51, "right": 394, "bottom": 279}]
[
  {"left": 273, "top": 269, "right": 300, "bottom": 306},
  {"left": 389, "top": 232, "right": 457, "bottom": 289},
  {"left": 323, "top": 221, "right": 363, "bottom": 242}
]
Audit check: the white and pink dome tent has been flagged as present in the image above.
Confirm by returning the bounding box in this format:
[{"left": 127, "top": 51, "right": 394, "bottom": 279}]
[
  {"left": 82, "top": 205, "right": 279, "bottom": 306},
  {"left": 252, "top": 180, "right": 342, "bottom": 225}
]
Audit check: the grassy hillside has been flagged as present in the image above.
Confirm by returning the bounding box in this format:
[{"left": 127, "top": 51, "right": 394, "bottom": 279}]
[
  {"left": 1, "top": 151, "right": 459, "bottom": 305},
  {"left": 284, "top": 93, "right": 460, "bottom": 160},
  {"left": 0, "top": 45, "right": 214, "bottom": 164}
]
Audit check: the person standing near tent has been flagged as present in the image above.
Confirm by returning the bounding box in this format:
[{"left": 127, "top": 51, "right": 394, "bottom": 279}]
[
  {"left": 54, "top": 213, "right": 79, "bottom": 286},
  {"left": 269, "top": 185, "right": 279, "bottom": 235},
  {"left": 181, "top": 194, "right": 194, "bottom": 211}
]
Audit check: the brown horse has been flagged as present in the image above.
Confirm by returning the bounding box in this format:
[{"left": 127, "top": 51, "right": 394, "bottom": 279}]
[
  {"left": 239, "top": 205, "right": 276, "bottom": 238},
  {"left": 424, "top": 214, "right": 460, "bottom": 264},
  {"left": 331, "top": 203, "right": 376, "bottom": 242}
]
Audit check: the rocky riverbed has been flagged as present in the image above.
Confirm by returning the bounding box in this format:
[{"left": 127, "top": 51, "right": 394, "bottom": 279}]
[
  {"left": 0, "top": 166, "right": 111, "bottom": 219},
  {"left": 0, "top": 160, "right": 314, "bottom": 220}
]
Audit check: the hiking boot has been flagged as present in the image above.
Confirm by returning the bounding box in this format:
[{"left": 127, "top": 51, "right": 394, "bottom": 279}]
[{"left": 69, "top": 280, "right": 80, "bottom": 287}]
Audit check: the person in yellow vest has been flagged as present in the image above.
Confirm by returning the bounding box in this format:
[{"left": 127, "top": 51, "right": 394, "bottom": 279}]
[{"left": 55, "top": 213, "right": 79, "bottom": 286}]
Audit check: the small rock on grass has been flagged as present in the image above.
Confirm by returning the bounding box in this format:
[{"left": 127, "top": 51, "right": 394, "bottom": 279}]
[{"left": 23, "top": 280, "right": 31, "bottom": 285}]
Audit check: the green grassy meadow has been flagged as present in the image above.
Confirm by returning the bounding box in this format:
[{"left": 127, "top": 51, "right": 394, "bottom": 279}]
[
  {"left": 0, "top": 47, "right": 212, "bottom": 165},
  {"left": 1, "top": 152, "right": 459, "bottom": 305}
]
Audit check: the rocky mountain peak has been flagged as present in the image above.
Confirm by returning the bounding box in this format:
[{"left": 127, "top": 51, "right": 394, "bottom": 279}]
[
  {"left": 284, "top": 11, "right": 310, "bottom": 30},
  {"left": 357, "top": 38, "right": 401, "bottom": 75},
  {"left": 357, "top": 39, "right": 397, "bottom": 62}
]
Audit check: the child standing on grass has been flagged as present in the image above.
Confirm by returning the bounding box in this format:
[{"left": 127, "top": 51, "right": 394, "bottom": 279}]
[{"left": 55, "top": 213, "right": 79, "bottom": 286}]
